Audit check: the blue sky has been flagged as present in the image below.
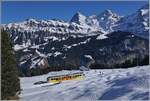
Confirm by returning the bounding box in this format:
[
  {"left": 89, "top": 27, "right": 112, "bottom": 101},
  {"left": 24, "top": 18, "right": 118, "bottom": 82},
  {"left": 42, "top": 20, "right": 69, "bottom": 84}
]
[{"left": 2, "top": 1, "right": 148, "bottom": 24}]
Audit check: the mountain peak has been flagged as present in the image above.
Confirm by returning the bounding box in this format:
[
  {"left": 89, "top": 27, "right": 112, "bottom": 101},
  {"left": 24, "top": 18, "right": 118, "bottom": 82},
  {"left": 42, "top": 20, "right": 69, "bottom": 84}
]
[
  {"left": 104, "top": 9, "right": 113, "bottom": 14},
  {"left": 25, "top": 18, "right": 38, "bottom": 24},
  {"left": 97, "top": 9, "right": 120, "bottom": 20},
  {"left": 70, "top": 12, "right": 87, "bottom": 25},
  {"left": 75, "top": 11, "right": 83, "bottom": 15},
  {"left": 137, "top": 4, "right": 149, "bottom": 17},
  {"left": 100, "top": 9, "right": 114, "bottom": 16},
  {"left": 96, "top": 9, "right": 121, "bottom": 32},
  {"left": 26, "top": 18, "right": 37, "bottom": 21}
]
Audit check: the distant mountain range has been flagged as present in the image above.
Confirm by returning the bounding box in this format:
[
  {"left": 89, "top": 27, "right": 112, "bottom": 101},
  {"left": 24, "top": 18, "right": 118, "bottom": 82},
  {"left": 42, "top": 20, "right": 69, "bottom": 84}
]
[{"left": 2, "top": 4, "right": 149, "bottom": 76}]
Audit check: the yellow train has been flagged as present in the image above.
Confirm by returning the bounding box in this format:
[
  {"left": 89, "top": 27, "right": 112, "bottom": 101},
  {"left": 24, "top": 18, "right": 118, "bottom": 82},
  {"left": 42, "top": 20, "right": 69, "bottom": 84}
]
[{"left": 47, "top": 72, "right": 85, "bottom": 83}]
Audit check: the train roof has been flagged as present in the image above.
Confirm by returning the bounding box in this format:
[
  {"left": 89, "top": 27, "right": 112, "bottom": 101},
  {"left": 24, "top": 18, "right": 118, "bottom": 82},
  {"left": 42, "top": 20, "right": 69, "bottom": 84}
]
[{"left": 47, "top": 70, "right": 83, "bottom": 78}]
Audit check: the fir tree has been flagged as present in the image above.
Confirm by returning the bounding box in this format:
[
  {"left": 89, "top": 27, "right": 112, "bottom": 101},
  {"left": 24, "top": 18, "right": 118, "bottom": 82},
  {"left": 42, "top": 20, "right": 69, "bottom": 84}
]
[{"left": 1, "top": 31, "right": 20, "bottom": 100}]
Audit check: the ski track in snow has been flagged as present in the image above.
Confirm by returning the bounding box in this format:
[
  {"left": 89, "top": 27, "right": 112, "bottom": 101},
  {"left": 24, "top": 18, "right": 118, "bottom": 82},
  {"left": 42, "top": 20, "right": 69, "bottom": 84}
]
[{"left": 20, "top": 65, "right": 149, "bottom": 100}]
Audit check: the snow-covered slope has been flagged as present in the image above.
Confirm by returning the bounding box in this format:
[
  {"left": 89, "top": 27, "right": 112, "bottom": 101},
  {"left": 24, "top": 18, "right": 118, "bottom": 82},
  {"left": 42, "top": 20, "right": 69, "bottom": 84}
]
[{"left": 19, "top": 65, "right": 149, "bottom": 100}]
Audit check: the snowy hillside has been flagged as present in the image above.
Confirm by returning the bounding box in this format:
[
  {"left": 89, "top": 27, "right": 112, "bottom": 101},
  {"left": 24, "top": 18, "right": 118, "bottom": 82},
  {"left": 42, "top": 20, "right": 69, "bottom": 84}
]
[{"left": 20, "top": 65, "right": 149, "bottom": 100}]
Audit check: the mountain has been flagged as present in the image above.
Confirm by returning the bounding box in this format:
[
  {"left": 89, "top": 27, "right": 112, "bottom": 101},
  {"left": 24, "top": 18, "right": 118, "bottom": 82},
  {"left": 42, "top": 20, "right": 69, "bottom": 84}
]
[
  {"left": 70, "top": 12, "right": 100, "bottom": 32},
  {"left": 4, "top": 4, "right": 148, "bottom": 38},
  {"left": 70, "top": 10, "right": 122, "bottom": 34},
  {"left": 2, "top": 4, "right": 149, "bottom": 76},
  {"left": 70, "top": 12, "right": 87, "bottom": 25},
  {"left": 113, "top": 4, "right": 149, "bottom": 38},
  {"left": 97, "top": 9, "right": 122, "bottom": 33},
  {"left": 8, "top": 31, "right": 149, "bottom": 76}
]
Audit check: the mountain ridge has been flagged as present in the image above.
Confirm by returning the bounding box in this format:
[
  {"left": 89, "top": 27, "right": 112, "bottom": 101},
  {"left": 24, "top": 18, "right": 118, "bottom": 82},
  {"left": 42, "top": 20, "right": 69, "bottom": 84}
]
[{"left": 3, "top": 4, "right": 149, "bottom": 37}]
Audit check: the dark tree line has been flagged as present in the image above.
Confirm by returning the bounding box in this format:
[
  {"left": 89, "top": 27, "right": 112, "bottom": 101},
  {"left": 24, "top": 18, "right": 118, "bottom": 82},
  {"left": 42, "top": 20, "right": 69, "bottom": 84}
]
[
  {"left": 20, "top": 55, "right": 149, "bottom": 77},
  {"left": 1, "top": 31, "right": 20, "bottom": 100},
  {"left": 90, "top": 55, "right": 149, "bottom": 69}
]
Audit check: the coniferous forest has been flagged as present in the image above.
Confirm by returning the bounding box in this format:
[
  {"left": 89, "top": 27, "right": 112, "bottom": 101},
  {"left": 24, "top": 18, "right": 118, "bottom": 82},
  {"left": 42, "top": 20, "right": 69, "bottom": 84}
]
[{"left": 1, "top": 31, "right": 20, "bottom": 100}]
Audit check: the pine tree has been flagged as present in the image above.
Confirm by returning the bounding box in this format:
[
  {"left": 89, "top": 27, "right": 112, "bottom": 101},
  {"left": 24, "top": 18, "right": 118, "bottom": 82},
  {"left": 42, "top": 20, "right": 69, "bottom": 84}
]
[{"left": 1, "top": 31, "right": 20, "bottom": 100}]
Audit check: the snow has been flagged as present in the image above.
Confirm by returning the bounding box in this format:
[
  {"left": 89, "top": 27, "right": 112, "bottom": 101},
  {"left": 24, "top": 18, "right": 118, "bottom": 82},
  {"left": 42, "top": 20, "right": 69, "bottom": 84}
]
[
  {"left": 79, "top": 66, "right": 89, "bottom": 71},
  {"left": 23, "top": 49, "right": 30, "bottom": 52},
  {"left": 19, "top": 65, "right": 149, "bottom": 100},
  {"left": 84, "top": 55, "right": 93, "bottom": 60},
  {"left": 27, "top": 18, "right": 38, "bottom": 23},
  {"left": 72, "top": 44, "right": 78, "bottom": 47},
  {"left": 141, "top": 9, "right": 149, "bottom": 16},
  {"left": 38, "top": 59, "right": 45, "bottom": 66},
  {"left": 113, "top": 4, "right": 149, "bottom": 38},
  {"left": 54, "top": 51, "right": 62, "bottom": 57},
  {"left": 6, "top": 17, "right": 95, "bottom": 35},
  {"left": 35, "top": 49, "right": 47, "bottom": 58},
  {"left": 19, "top": 61, "right": 26, "bottom": 65},
  {"left": 14, "top": 36, "right": 18, "bottom": 42},
  {"left": 97, "top": 9, "right": 121, "bottom": 33},
  {"left": 70, "top": 12, "right": 87, "bottom": 26},
  {"left": 51, "top": 36, "right": 59, "bottom": 41},
  {"left": 63, "top": 38, "right": 91, "bottom": 50},
  {"left": 143, "top": 22, "right": 148, "bottom": 26},
  {"left": 101, "top": 17, "right": 104, "bottom": 20},
  {"left": 30, "top": 45, "right": 39, "bottom": 49},
  {"left": 51, "top": 47, "right": 55, "bottom": 50},
  {"left": 30, "top": 58, "right": 41, "bottom": 69},
  {"left": 47, "top": 53, "right": 52, "bottom": 57},
  {"left": 13, "top": 44, "right": 27, "bottom": 51},
  {"left": 96, "top": 34, "right": 108, "bottom": 40}
]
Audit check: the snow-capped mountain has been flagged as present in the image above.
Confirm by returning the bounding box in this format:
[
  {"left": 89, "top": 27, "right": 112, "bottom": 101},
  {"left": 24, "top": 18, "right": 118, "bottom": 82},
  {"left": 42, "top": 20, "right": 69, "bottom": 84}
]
[
  {"left": 2, "top": 4, "right": 149, "bottom": 76},
  {"left": 4, "top": 4, "right": 149, "bottom": 39},
  {"left": 97, "top": 9, "right": 122, "bottom": 33},
  {"left": 70, "top": 12, "right": 100, "bottom": 32},
  {"left": 113, "top": 4, "right": 149, "bottom": 38},
  {"left": 70, "top": 12, "right": 87, "bottom": 25},
  {"left": 5, "top": 18, "right": 91, "bottom": 34}
]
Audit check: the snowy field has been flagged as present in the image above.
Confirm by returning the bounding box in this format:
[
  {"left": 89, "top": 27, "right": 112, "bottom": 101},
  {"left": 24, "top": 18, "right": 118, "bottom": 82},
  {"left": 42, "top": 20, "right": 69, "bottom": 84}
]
[{"left": 19, "top": 65, "right": 149, "bottom": 100}]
